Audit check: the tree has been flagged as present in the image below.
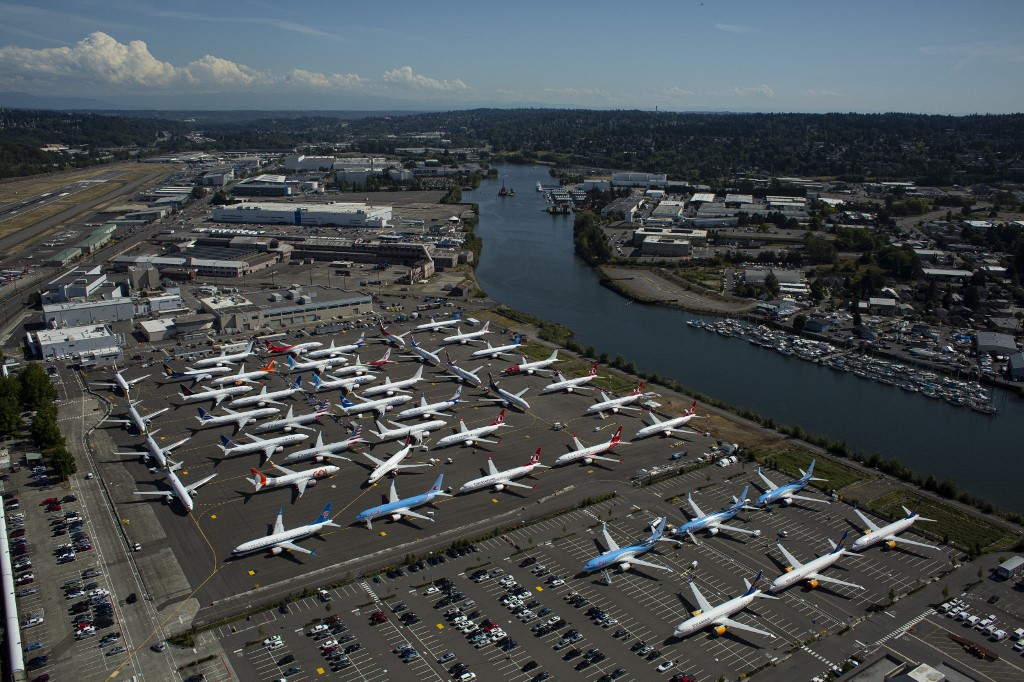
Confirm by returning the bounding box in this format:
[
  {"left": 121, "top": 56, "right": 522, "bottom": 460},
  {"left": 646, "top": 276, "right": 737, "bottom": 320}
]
[
  {"left": 764, "top": 272, "right": 781, "bottom": 298},
  {"left": 792, "top": 314, "right": 807, "bottom": 333},
  {"left": 19, "top": 362, "right": 56, "bottom": 411}
]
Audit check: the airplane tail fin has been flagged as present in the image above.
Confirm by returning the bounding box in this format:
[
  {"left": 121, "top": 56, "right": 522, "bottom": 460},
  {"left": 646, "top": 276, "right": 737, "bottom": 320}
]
[
  {"left": 493, "top": 409, "right": 506, "bottom": 425},
  {"left": 181, "top": 385, "right": 195, "bottom": 397},
  {"left": 162, "top": 364, "right": 176, "bottom": 377},
  {"left": 744, "top": 570, "right": 766, "bottom": 596},
  {"left": 686, "top": 400, "right": 697, "bottom": 415},
  {"left": 450, "top": 385, "right": 462, "bottom": 403},
  {"left": 907, "top": 499, "right": 936, "bottom": 521},
  {"left": 312, "top": 374, "right": 323, "bottom": 388},
  {"left": 287, "top": 355, "right": 297, "bottom": 369},
  {"left": 609, "top": 425, "right": 622, "bottom": 446},
  {"left": 262, "top": 359, "right": 275, "bottom": 372},
  {"left": 833, "top": 530, "right": 850, "bottom": 553},
  {"left": 197, "top": 407, "right": 213, "bottom": 422},
  {"left": 311, "top": 502, "right": 333, "bottom": 525},
  {"left": 220, "top": 434, "right": 238, "bottom": 450},
  {"left": 429, "top": 474, "right": 445, "bottom": 494},
  {"left": 734, "top": 485, "right": 750, "bottom": 507},
  {"left": 355, "top": 332, "right": 365, "bottom": 347},
  {"left": 340, "top": 396, "right": 356, "bottom": 408},
  {"left": 632, "top": 382, "right": 645, "bottom": 395},
  {"left": 588, "top": 362, "right": 598, "bottom": 376},
  {"left": 249, "top": 468, "right": 267, "bottom": 491},
  {"left": 529, "top": 448, "right": 542, "bottom": 466},
  {"left": 290, "top": 376, "right": 302, "bottom": 390}
]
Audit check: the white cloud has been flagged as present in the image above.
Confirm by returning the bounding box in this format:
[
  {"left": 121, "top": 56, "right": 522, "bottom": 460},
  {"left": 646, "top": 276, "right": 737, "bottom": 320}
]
[
  {"left": 801, "top": 88, "right": 843, "bottom": 98},
  {"left": 382, "top": 66, "right": 468, "bottom": 91},
  {"left": 715, "top": 23, "right": 753, "bottom": 34},
  {"left": 706, "top": 84, "right": 775, "bottom": 98}
]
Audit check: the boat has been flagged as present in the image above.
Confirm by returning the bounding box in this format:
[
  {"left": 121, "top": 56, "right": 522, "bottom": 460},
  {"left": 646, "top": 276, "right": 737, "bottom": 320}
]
[{"left": 499, "top": 181, "right": 514, "bottom": 197}]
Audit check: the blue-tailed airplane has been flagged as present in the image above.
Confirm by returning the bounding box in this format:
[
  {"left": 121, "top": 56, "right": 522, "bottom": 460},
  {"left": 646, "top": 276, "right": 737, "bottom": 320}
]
[
  {"left": 582, "top": 517, "right": 674, "bottom": 584},
  {"left": 753, "top": 460, "right": 828, "bottom": 509},
  {"left": 354, "top": 474, "right": 450, "bottom": 529},
  {"left": 674, "top": 486, "right": 762, "bottom": 544}
]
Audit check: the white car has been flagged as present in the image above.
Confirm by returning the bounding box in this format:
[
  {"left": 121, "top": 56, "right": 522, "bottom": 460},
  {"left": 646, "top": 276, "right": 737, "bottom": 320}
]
[
  {"left": 310, "top": 624, "right": 328, "bottom": 634},
  {"left": 263, "top": 635, "right": 282, "bottom": 646},
  {"left": 88, "top": 588, "right": 110, "bottom": 597},
  {"left": 657, "top": 661, "right": 675, "bottom": 672},
  {"left": 21, "top": 616, "right": 44, "bottom": 628},
  {"left": 319, "top": 639, "right": 338, "bottom": 649},
  {"left": 424, "top": 586, "right": 439, "bottom": 596},
  {"left": 267, "top": 641, "right": 284, "bottom": 651},
  {"left": 548, "top": 577, "right": 564, "bottom": 586}
]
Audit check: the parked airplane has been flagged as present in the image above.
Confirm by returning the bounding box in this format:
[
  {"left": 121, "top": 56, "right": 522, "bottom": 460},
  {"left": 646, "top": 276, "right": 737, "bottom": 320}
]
[
  {"left": 303, "top": 334, "right": 365, "bottom": 360},
  {"left": 633, "top": 401, "right": 702, "bottom": 440},
  {"left": 280, "top": 428, "right": 365, "bottom": 465},
  {"left": 191, "top": 341, "right": 255, "bottom": 368},
  {"left": 370, "top": 417, "right": 448, "bottom": 446},
  {"left": 208, "top": 360, "right": 276, "bottom": 386},
  {"left": 376, "top": 321, "right": 409, "bottom": 349},
  {"left": 354, "top": 474, "right": 450, "bottom": 529},
  {"left": 674, "top": 486, "right": 762, "bottom": 544},
  {"left": 440, "top": 351, "right": 485, "bottom": 387},
  {"left": 195, "top": 406, "right": 279, "bottom": 431},
  {"left": 226, "top": 377, "right": 303, "bottom": 408},
  {"left": 395, "top": 386, "right": 462, "bottom": 421},
  {"left": 361, "top": 438, "right": 431, "bottom": 485},
  {"left": 769, "top": 531, "right": 864, "bottom": 593},
  {"left": 413, "top": 311, "right": 462, "bottom": 333},
  {"left": 114, "top": 430, "right": 188, "bottom": 468},
  {"left": 441, "top": 321, "right": 492, "bottom": 346},
  {"left": 433, "top": 410, "right": 510, "bottom": 449},
  {"left": 468, "top": 334, "right": 522, "bottom": 360},
  {"left": 337, "top": 392, "right": 411, "bottom": 418},
  {"left": 459, "top": 450, "right": 547, "bottom": 495},
  {"left": 179, "top": 383, "right": 254, "bottom": 408},
  {"left": 133, "top": 460, "right": 217, "bottom": 513},
  {"left": 539, "top": 363, "right": 600, "bottom": 394},
  {"left": 405, "top": 336, "right": 443, "bottom": 366},
  {"left": 480, "top": 373, "right": 530, "bottom": 411},
  {"left": 105, "top": 401, "right": 168, "bottom": 435},
  {"left": 320, "top": 359, "right": 375, "bottom": 377},
  {"left": 501, "top": 349, "right": 560, "bottom": 376},
  {"left": 91, "top": 368, "right": 148, "bottom": 396},
  {"left": 231, "top": 502, "right": 339, "bottom": 556},
  {"left": 553, "top": 426, "right": 628, "bottom": 467},
  {"left": 251, "top": 401, "right": 330, "bottom": 434},
  {"left": 850, "top": 500, "right": 937, "bottom": 552},
  {"left": 753, "top": 460, "right": 827, "bottom": 508},
  {"left": 360, "top": 366, "right": 424, "bottom": 398},
  {"left": 249, "top": 462, "right": 340, "bottom": 498},
  {"left": 584, "top": 382, "right": 646, "bottom": 418},
  {"left": 162, "top": 364, "right": 234, "bottom": 382},
  {"left": 311, "top": 371, "right": 375, "bottom": 392},
  {"left": 365, "top": 348, "right": 397, "bottom": 369},
  {"left": 672, "top": 570, "right": 778, "bottom": 639},
  {"left": 285, "top": 354, "right": 347, "bottom": 374},
  {"left": 264, "top": 339, "right": 323, "bottom": 356},
  {"left": 582, "top": 517, "right": 674, "bottom": 584},
  {"left": 219, "top": 432, "right": 310, "bottom": 464}
]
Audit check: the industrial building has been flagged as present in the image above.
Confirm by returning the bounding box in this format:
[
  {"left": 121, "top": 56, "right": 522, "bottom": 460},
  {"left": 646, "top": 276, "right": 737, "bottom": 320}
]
[
  {"left": 639, "top": 236, "right": 692, "bottom": 258},
  {"left": 632, "top": 226, "right": 707, "bottom": 248},
  {"left": 994, "top": 556, "right": 1024, "bottom": 579},
  {"left": 212, "top": 201, "right": 392, "bottom": 228},
  {"left": 611, "top": 172, "right": 667, "bottom": 188},
  {"left": 975, "top": 331, "right": 1018, "bottom": 356},
  {"left": 198, "top": 286, "right": 373, "bottom": 333},
  {"left": 232, "top": 174, "right": 293, "bottom": 197},
  {"left": 26, "top": 324, "right": 123, "bottom": 361}
]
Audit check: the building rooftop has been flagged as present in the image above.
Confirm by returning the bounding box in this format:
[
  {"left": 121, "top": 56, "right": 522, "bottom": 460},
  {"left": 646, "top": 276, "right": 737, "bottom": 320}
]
[{"left": 35, "top": 324, "right": 113, "bottom": 345}]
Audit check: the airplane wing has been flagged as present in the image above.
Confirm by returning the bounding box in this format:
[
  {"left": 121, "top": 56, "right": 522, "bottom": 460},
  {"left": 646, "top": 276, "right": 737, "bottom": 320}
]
[
  {"left": 295, "top": 478, "right": 309, "bottom": 498},
  {"left": 666, "top": 427, "right": 700, "bottom": 437},
  {"left": 500, "top": 480, "right": 534, "bottom": 490},
  {"left": 757, "top": 469, "right": 778, "bottom": 489},
  {"left": 128, "top": 374, "right": 150, "bottom": 385},
  {"left": 394, "top": 463, "right": 432, "bottom": 470},
  {"left": 807, "top": 573, "right": 864, "bottom": 590},
  {"left": 272, "top": 512, "right": 285, "bottom": 535},
  {"left": 786, "top": 493, "right": 827, "bottom": 504},
  {"left": 687, "top": 495, "right": 706, "bottom": 519},
  {"left": 144, "top": 407, "right": 170, "bottom": 420},
  {"left": 469, "top": 436, "right": 499, "bottom": 445},
  {"left": 185, "top": 473, "right": 218, "bottom": 493},
  {"left": 362, "top": 453, "right": 386, "bottom": 466},
  {"left": 212, "top": 393, "right": 229, "bottom": 408},
  {"left": 883, "top": 535, "right": 937, "bottom": 550},
  {"left": 716, "top": 617, "right": 775, "bottom": 639},
  {"left": 399, "top": 509, "right": 435, "bottom": 523},
  {"left": 272, "top": 463, "right": 296, "bottom": 475},
  {"left": 626, "top": 557, "right": 672, "bottom": 573},
  {"left": 275, "top": 540, "right": 313, "bottom": 555},
  {"left": 688, "top": 580, "right": 714, "bottom": 613},
  {"left": 133, "top": 491, "right": 173, "bottom": 498},
  {"left": 776, "top": 542, "right": 803, "bottom": 569},
  {"left": 601, "top": 523, "right": 620, "bottom": 552},
  {"left": 854, "top": 508, "right": 882, "bottom": 532},
  {"left": 387, "top": 481, "right": 399, "bottom": 504},
  {"left": 589, "top": 454, "right": 623, "bottom": 464},
  {"left": 164, "top": 437, "right": 190, "bottom": 452},
  {"left": 91, "top": 381, "right": 116, "bottom": 388}
]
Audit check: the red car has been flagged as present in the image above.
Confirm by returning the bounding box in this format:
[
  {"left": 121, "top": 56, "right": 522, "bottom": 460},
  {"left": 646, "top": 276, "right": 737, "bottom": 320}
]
[
  {"left": 369, "top": 611, "right": 388, "bottom": 624},
  {"left": 41, "top": 497, "right": 59, "bottom": 505},
  {"left": 322, "top": 646, "right": 339, "bottom": 655},
  {"left": 46, "top": 504, "right": 62, "bottom": 512}
]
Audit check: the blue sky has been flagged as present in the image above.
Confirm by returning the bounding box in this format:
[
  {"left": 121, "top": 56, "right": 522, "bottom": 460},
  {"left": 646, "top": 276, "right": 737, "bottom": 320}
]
[{"left": 0, "top": 0, "right": 1021, "bottom": 113}]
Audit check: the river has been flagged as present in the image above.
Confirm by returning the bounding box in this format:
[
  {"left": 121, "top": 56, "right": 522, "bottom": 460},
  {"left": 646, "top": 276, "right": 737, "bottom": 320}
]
[{"left": 469, "top": 165, "right": 1023, "bottom": 513}]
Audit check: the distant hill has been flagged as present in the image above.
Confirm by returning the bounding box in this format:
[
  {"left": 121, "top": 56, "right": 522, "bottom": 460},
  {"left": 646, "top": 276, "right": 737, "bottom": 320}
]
[{"left": 0, "top": 91, "right": 115, "bottom": 110}]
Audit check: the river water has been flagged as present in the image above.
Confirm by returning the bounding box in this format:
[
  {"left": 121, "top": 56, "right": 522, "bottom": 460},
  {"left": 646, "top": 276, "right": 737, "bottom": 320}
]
[{"left": 469, "top": 165, "right": 1023, "bottom": 513}]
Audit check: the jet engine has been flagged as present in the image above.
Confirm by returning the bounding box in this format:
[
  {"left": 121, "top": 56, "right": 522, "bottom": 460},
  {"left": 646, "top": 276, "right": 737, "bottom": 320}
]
[
  {"left": 269, "top": 547, "right": 284, "bottom": 555},
  {"left": 714, "top": 625, "right": 728, "bottom": 636}
]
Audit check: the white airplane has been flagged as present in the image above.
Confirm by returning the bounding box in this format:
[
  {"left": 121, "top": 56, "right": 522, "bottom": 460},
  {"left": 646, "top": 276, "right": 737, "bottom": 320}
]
[
  {"left": 500, "top": 349, "right": 560, "bottom": 376},
  {"left": 376, "top": 321, "right": 410, "bottom": 349},
  {"left": 468, "top": 333, "right": 523, "bottom": 360},
  {"left": 769, "top": 531, "right": 864, "bottom": 593},
  {"left": 458, "top": 449, "right": 548, "bottom": 494},
  {"left": 354, "top": 474, "right": 450, "bottom": 529},
  {"left": 320, "top": 359, "right": 375, "bottom": 377},
  {"left": 433, "top": 410, "right": 510, "bottom": 449},
  {"left": 311, "top": 371, "right": 375, "bottom": 392},
  {"left": 91, "top": 368, "right": 148, "bottom": 396},
  {"left": 441, "top": 321, "right": 492, "bottom": 346},
  {"left": 264, "top": 338, "right": 323, "bottom": 356},
  {"left": 540, "top": 363, "right": 601, "bottom": 394},
  {"left": 208, "top": 359, "right": 277, "bottom": 386},
  {"left": 286, "top": 354, "right": 348, "bottom": 374},
  {"left": 413, "top": 311, "right": 462, "bottom": 333},
  {"left": 850, "top": 500, "right": 937, "bottom": 553},
  {"left": 405, "top": 336, "right": 443, "bottom": 366},
  {"left": 179, "top": 383, "right": 253, "bottom": 408},
  {"left": 195, "top": 405, "right": 280, "bottom": 431},
  {"left": 248, "top": 462, "right": 340, "bottom": 498},
  {"left": 479, "top": 373, "right": 530, "bottom": 411},
  {"left": 161, "top": 363, "right": 234, "bottom": 382},
  {"left": 337, "top": 392, "right": 411, "bottom": 418},
  {"left": 231, "top": 502, "right": 339, "bottom": 557},
  {"left": 370, "top": 417, "right": 448, "bottom": 446},
  {"left": 105, "top": 401, "right": 168, "bottom": 435},
  {"left": 191, "top": 341, "right": 255, "bottom": 368},
  {"left": 553, "top": 426, "right": 628, "bottom": 467},
  {"left": 584, "top": 382, "right": 646, "bottom": 418},
  {"left": 226, "top": 377, "right": 304, "bottom": 408},
  {"left": 114, "top": 430, "right": 188, "bottom": 468},
  {"left": 360, "top": 366, "right": 424, "bottom": 398},
  {"left": 440, "top": 351, "right": 485, "bottom": 387},
  {"left": 251, "top": 401, "right": 330, "bottom": 434},
  {"left": 673, "top": 571, "right": 778, "bottom": 640},
  {"left": 633, "top": 401, "right": 702, "bottom": 440},
  {"left": 303, "top": 334, "right": 365, "bottom": 360},
  {"left": 219, "top": 432, "right": 310, "bottom": 465},
  {"left": 394, "top": 387, "right": 462, "bottom": 421},
  {"left": 280, "top": 428, "right": 365, "bottom": 465},
  {"left": 582, "top": 517, "right": 674, "bottom": 584},
  {"left": 674, "top": 486, "right": 762, "bottom": 544},
  {"left": 133, "top": 460, "right": 217, "bottom": 513},
  {"left": 753, "top": 461, "right": 827, "bottom": 508},
  {"left": 361, "top": 438, "right": 432, "bottom": 485}
]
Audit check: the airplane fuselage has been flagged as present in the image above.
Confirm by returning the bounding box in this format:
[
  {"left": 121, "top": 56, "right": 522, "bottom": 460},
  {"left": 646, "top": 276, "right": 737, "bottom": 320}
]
[
  {"left": 232, "top": 521, "right": 330, "bottom": 556},
  {"left": 355, "top": 491, "right": 439, "bottom": 525},
  {"left": 850, "top": 516, "right": 922, "bottom": 552},
  {"left": 673, "top": 594, "right": 758, "bottom": 638},
  {"left": 768, "top": 553, "right": 845, "bottom": 593},
  {"left": 459, "top": 464, "right": 540, "bottom": 493}
]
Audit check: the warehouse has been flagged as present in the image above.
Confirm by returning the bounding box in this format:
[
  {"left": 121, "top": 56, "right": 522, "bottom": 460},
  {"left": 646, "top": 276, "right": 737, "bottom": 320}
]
[
  {"left": 975, "top": 331, "right": 1018, "bottom": 356},
  {"left": 212, "top": 201, "right": 392, "bottom": 228},
  {"left": 26, "top": 324, "right": 123, "bottom": 361}
]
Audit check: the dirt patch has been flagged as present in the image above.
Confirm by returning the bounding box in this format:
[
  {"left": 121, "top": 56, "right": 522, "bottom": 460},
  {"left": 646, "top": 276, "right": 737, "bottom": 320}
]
[{"left": 600, "top": 266, "right": 756, "bottom": 315}]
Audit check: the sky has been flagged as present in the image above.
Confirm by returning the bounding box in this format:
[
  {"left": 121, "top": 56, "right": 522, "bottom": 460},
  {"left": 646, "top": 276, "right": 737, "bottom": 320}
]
[{"left": 0, "top": 0, "right": 1022, "bottom": 113}]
